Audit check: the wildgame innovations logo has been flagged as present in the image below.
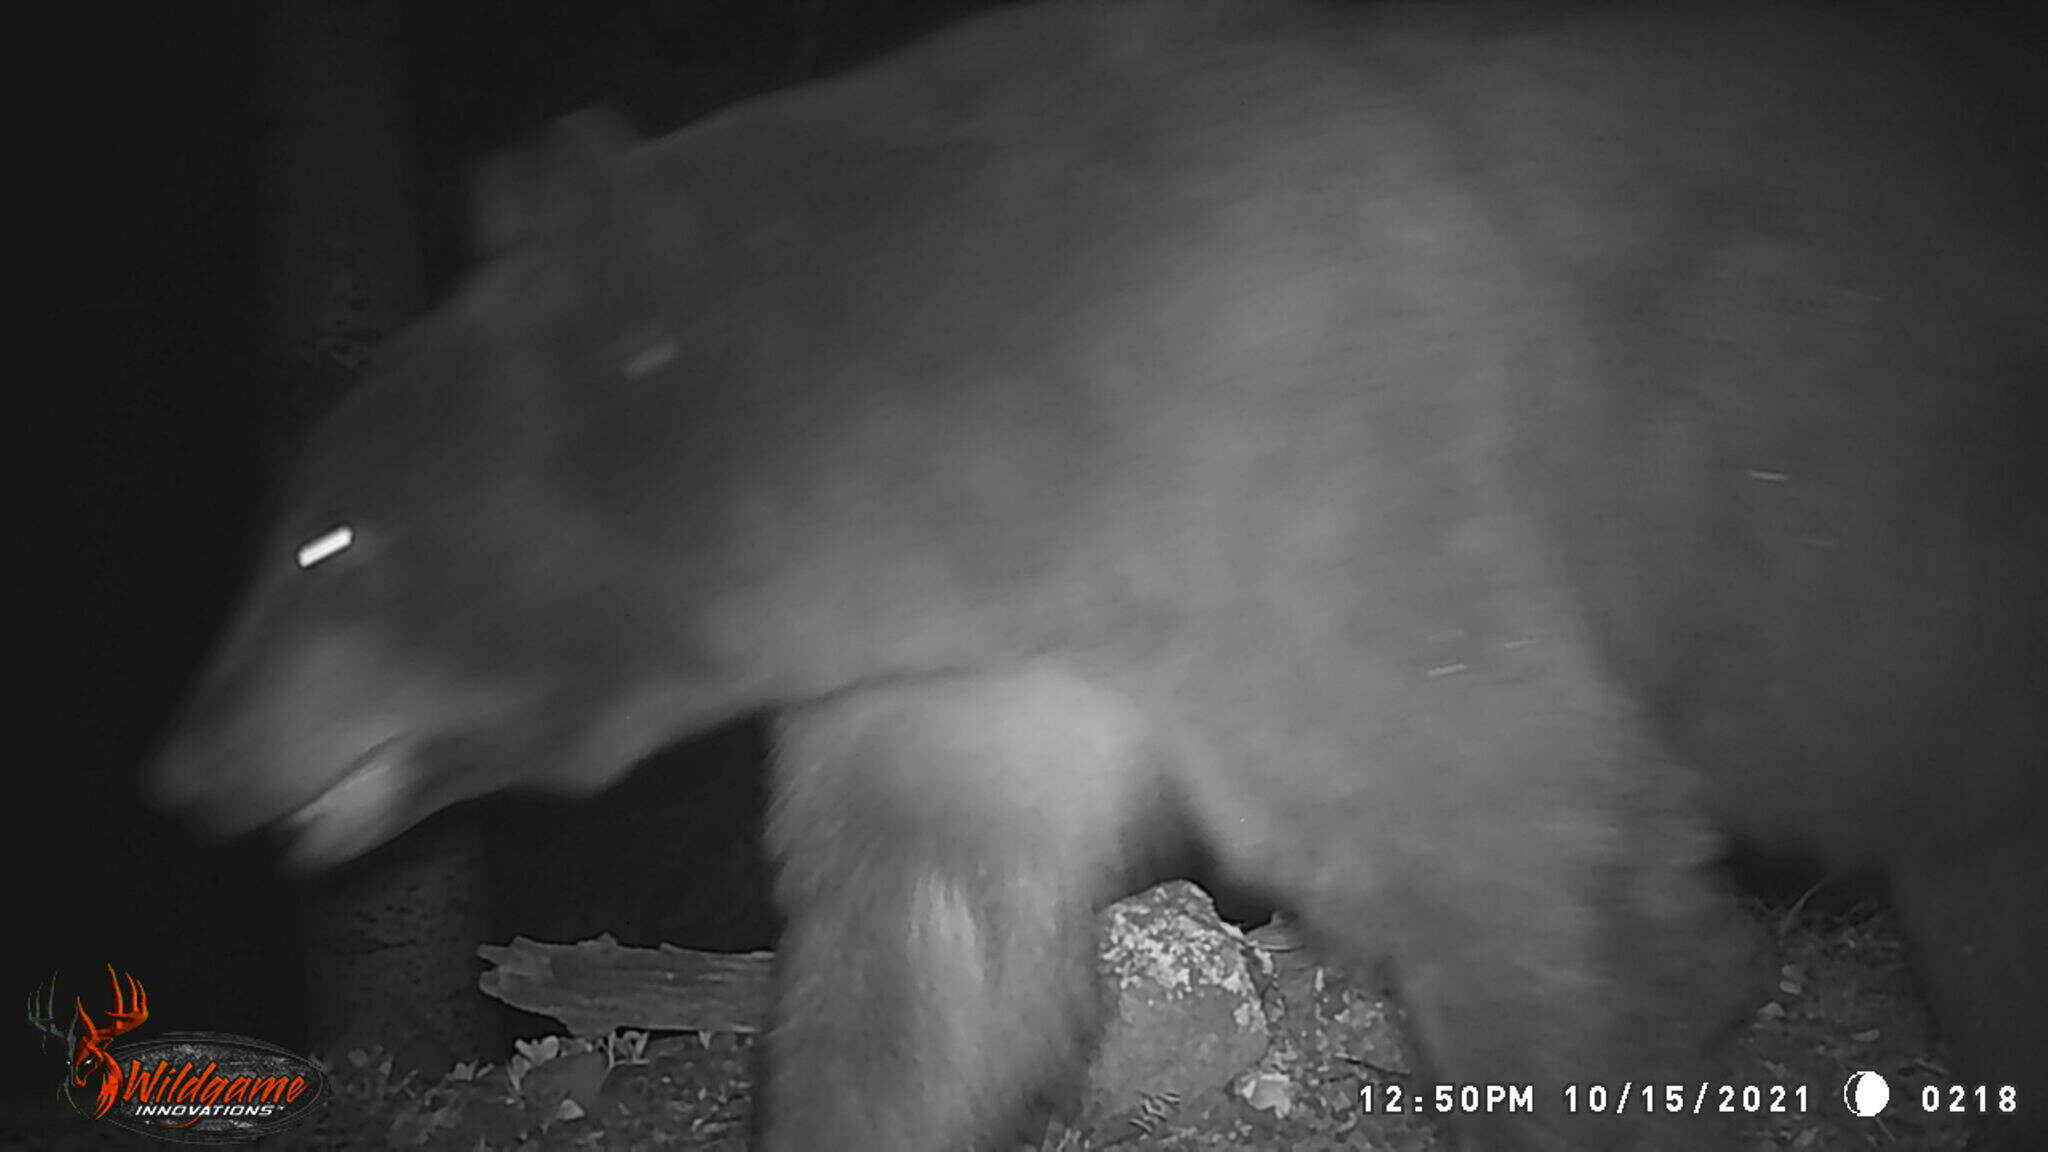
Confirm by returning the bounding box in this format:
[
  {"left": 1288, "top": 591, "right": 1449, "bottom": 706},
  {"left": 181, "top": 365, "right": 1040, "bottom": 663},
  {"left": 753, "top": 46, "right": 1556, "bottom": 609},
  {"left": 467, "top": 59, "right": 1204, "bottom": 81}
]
[{"left": 24, "top": 966, "right": 331, "bottom": 1142}]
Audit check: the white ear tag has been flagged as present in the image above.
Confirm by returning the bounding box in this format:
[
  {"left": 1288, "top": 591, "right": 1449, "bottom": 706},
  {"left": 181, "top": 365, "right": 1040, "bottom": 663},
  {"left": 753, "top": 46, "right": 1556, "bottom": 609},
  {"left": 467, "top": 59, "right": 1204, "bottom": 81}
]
[{"left": 297, "top": 525, "right": 356, "bottom": 569}]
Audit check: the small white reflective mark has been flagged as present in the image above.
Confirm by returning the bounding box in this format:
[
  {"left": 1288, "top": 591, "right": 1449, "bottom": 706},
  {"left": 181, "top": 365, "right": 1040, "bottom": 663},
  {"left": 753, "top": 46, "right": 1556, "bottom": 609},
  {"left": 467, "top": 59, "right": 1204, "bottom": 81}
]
[
  {"left": 624, "top": 339, "right": 678, "bottom": 380},
  {"left": 297, "top": 525, "right": 355, "bottom": 569},
  {"left": 1747, "top": 469, "right": 1791, "bottom": 482}
]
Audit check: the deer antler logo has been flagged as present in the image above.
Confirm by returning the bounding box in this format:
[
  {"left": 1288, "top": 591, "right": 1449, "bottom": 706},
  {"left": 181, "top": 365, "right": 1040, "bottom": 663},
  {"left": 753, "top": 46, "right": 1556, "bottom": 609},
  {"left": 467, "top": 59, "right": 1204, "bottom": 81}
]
[{"left": 26, "top": 966, "right": 150, "bottom": 1120}]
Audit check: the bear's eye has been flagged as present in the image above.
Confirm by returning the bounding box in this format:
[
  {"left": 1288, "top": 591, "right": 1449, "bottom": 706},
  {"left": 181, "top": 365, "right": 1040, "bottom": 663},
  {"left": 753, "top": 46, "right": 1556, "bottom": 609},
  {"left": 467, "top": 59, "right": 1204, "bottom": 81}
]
[{"left": 296, "top": 524, "right": 356, "bottom": 570}]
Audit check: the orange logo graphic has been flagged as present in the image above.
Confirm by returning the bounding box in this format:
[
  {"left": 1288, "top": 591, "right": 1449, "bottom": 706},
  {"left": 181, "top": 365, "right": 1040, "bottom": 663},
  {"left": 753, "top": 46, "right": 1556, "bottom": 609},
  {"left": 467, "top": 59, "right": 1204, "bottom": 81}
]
[
  {"left": 24, "top": 965, "right": 331, "bottom": 1142},
  {"left": 26, "top": 965, "right": 149, "bottom": 1120}
]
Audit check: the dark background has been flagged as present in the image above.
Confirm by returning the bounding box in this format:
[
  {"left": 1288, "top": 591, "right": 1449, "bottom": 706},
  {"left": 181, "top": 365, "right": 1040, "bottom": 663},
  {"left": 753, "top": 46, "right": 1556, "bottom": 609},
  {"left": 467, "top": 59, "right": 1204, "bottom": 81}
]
[{"left": 44, "top": 0, "right": 1010, "bottom": 1106}]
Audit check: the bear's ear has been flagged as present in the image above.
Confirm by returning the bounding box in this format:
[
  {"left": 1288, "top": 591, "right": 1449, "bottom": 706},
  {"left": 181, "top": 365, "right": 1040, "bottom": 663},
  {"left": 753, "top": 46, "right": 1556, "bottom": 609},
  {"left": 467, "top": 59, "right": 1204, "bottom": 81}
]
[{"left": 468, "top": 108, "right": 641, "bottom": 257}]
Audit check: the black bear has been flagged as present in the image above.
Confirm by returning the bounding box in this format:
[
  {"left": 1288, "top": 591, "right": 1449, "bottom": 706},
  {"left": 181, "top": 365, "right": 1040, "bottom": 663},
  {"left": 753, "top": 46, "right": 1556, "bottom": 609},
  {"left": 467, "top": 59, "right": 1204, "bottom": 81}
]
[{"left": 150, "top": 1, "right": 2044, "bottom": 1149}]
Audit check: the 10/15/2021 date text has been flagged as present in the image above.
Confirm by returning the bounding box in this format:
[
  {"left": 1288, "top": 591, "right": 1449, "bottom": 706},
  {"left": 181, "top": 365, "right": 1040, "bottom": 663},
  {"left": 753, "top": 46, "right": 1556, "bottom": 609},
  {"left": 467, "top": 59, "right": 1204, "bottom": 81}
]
[{"left": 1358, "top": 1082, "right": 1816, "bottom": 1119}]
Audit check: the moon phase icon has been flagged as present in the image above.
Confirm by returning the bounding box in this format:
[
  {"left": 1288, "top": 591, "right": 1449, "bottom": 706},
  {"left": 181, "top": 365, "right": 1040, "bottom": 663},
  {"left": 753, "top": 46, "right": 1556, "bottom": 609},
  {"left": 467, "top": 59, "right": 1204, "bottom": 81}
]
[{"left": 1844, "top": 1071, "right": 1890, "bottom": 1118}]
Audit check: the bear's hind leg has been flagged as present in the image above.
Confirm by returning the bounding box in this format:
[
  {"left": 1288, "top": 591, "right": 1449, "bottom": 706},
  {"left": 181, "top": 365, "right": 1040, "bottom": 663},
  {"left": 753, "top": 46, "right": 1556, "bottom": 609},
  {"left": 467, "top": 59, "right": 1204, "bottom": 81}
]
[
  {"left": 1889, "top": 830, "right": 2047, "bottom": 1151},
  {"left": 1222, "top": 668, "right": 1755, "bottom": 1151}
]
